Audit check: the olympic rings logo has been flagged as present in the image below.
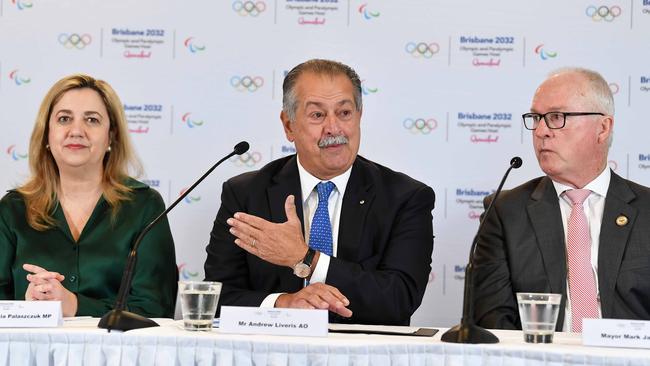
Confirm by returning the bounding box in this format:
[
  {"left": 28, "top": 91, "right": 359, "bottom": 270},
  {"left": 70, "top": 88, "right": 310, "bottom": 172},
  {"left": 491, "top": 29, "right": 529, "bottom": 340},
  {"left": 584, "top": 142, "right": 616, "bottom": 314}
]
[
  {"left": 405, "top": 42, "right": 440, "bottom": 59},
  {"left": 232, "top": 1, "right": 266, "bottom": 17},
  {"left": 230, "top": 151, "right": 262, "bottom": 167},
  {"left": 585, "top": 5, "right": 622, "bottom": 21},
  {"left": 58, "top": 33, "right": 92, "bottom": 49},
  {"left": 403, "top": 118, "right": 438, "bottom": 134},
  {"left": 230, "top": 76, "right": 264, "bottom": 92}
]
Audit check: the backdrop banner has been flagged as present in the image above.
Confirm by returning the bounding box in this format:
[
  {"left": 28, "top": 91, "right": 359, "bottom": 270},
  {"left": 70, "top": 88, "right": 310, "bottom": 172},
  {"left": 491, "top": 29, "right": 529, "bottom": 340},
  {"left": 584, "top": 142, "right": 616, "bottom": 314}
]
[{"left": 1, "top": 0, "right": 648, "bottom": 326}]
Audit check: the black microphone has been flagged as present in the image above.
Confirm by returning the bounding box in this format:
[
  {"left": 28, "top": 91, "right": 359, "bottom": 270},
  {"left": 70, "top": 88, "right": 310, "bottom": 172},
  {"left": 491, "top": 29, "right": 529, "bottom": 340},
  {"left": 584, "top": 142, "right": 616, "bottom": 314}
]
[
  {"left": 98, "top": 141, "right": 250, "bottom": 332},
  {"left": 441, "top": 156, "right": 522, "bottom": 344}
]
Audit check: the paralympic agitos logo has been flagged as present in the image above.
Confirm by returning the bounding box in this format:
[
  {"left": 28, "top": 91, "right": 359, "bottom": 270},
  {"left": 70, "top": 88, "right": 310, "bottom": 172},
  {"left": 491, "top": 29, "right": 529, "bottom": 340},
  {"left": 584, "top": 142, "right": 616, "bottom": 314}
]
[
  {"left": 6, "top": 145, "right": 28, "bottom": 161},
  {"left": 358, "top": 3, "right": 380, "bottom": 20},
  {"left": 12, "top": 0, "right": 33, "bottom": 10},
  {"left": 179, "top": 188, "right": 201, "bottom": 204},
  {"left": 361, "top": 80, "right": 378, "bottom": 95},
  {"left": 178, "top": 263, "right": 200, "bottom": 280},
  {"left": 181, "top": 113, "right": 205, "bottom": 128},
  {"left": 9, "top": 70, "right": 31, "bottom": 86},
  {"left": 534, "top": 44, "right": 557, "bottom": 60},
  {"left": 184, "top": 37, "right": 206, "bottom": 53}
]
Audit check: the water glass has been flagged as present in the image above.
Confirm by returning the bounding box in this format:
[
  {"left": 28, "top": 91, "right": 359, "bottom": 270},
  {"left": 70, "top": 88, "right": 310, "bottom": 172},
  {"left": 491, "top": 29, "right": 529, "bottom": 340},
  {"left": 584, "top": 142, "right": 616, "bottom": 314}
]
[
  {"left": 516, "top": 292, "right": 562, "bottom": 343},
  {"left": 178, "top": 281, "right": 222, "bottom": 331}
]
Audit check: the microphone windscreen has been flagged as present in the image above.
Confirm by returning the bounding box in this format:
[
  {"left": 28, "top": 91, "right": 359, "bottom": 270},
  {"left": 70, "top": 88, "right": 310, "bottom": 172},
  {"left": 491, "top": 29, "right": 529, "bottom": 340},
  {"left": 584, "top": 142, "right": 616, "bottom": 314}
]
[
  {"left": 510, "top": 156, "right": 523, "bottom": 169},
  {"left": 234, "top": 141, "right": 250, "bottom": 155}
]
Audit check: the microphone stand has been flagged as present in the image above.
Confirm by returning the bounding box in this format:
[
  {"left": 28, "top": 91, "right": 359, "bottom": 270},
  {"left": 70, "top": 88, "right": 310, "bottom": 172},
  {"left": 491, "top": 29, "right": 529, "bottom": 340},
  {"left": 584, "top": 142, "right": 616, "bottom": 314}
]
[
  {"left": 98, "top": 141, "right": 250, "bottom": 332},
  {"left": 441, "top": 156, "right": 522, "bottom": 343}
]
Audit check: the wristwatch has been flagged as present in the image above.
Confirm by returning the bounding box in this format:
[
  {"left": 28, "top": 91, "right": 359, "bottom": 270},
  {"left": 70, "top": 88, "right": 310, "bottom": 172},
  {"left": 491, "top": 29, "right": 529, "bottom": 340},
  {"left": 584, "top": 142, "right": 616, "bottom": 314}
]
[{"left": 293, "top": 248, "right": 316, "bottom": 278}]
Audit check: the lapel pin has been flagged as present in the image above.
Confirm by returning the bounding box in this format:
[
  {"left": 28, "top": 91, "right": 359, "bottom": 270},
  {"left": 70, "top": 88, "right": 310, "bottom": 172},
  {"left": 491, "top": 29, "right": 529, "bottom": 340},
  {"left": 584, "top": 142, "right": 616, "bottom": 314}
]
[
  {"left": 616, "top": 215, "right": 628, "bottom": 227},
  {"left": 359, "top": 200, "right": 365, "bottom": 205}
]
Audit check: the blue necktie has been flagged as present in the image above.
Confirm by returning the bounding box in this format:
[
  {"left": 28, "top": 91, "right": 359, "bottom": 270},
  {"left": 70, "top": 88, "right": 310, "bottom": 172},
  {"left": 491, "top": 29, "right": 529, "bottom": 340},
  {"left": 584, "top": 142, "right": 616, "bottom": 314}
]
[{"left": 309, "top": 181, "right": 335, "bottom": 256}]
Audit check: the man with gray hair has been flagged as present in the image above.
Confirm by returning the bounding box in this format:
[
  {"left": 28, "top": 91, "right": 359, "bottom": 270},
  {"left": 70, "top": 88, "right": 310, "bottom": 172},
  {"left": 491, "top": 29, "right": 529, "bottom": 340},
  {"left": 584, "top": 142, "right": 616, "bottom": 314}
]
[
  {"left": 204, "top": 59, "right": 435, "bottom": 325},
  {"left": 473, "top": 67, "right": 650, "bottom": 332}
]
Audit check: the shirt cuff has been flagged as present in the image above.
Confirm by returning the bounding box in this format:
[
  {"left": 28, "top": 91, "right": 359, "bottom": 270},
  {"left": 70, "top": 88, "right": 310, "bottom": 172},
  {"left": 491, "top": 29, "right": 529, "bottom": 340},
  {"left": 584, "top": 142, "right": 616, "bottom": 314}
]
[
  {"left": 309, "top": 252, "right": 330, "bottom": 284},
  {"left": 260, "top": 293, "right": 284, "bottom": 308}
]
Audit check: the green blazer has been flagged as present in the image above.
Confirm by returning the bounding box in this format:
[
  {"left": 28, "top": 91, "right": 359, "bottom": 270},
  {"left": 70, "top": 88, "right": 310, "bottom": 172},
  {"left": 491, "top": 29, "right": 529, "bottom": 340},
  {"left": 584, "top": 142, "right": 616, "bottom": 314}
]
[{"left": 0, "top": 178, "right": 177, "bottom": 318}]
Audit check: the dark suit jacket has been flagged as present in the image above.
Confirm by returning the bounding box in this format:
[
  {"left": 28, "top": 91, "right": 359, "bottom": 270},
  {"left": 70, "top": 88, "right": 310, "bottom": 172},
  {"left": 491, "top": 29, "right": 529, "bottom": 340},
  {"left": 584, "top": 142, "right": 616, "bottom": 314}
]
[
  {"left": 473, "top": 171, "right": 650, "bottom": 330},
  {"left": 204, "top": 155, "right": 435, "bottom": 325}
]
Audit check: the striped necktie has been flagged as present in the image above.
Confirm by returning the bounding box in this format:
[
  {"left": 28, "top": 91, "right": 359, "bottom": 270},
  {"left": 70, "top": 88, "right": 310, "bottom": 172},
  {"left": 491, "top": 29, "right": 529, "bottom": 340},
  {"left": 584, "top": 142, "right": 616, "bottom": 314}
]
[{"left": 564, "top": 189, "right": 599, "bottom": 332}]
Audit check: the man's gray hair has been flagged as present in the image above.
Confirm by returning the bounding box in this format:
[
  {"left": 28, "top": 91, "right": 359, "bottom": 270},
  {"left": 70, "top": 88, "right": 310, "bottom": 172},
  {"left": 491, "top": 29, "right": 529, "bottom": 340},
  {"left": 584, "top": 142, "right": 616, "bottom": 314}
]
[
  {"left": 282, "top": 59, "right": 363, "bottom": 122},
  {"left": 548, "top": 67, "right": 615, "bottom": 116}
]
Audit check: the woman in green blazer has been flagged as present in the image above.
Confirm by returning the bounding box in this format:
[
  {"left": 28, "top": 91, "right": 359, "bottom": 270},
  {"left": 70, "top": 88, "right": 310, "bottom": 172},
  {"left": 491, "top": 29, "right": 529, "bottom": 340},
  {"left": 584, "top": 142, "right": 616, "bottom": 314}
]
[{"left": 0, "top": 74, "right": 177, "bottom": 318}]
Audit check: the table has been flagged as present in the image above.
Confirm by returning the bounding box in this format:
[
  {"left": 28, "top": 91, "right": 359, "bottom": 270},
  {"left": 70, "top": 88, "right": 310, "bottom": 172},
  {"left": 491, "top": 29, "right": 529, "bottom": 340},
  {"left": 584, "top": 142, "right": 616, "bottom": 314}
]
[{"left": 0, "top": 318, "right": 649, "bottom": 365}]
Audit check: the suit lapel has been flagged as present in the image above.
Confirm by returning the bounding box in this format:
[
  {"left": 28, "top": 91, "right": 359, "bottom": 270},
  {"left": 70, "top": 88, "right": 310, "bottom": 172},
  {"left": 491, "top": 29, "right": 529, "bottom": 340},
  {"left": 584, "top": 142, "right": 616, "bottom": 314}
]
[
  {"left": 526, "top": 176, "right": 568, "bottom": 327},
  {"left": 338, "top": 158, "right": 375, "bottom": 260},
  {"left": 267, "top": 155, "right": 305, "bottom": 231},
  {"left": 266, "top": 155, "right": 304, "bottom": 291},
  {"left": 598, "top": 172, "right": 637, "bottom": 317}
]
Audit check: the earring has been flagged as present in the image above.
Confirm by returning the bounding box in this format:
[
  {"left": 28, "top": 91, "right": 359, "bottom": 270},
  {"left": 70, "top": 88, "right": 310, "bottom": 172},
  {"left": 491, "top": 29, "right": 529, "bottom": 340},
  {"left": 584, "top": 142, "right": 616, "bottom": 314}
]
[
  {"left": 107, "top": 146, "right": 112, "bottom": 152},
  {"left": 45, "top": 144, "right": 50, "bottom": 150}
]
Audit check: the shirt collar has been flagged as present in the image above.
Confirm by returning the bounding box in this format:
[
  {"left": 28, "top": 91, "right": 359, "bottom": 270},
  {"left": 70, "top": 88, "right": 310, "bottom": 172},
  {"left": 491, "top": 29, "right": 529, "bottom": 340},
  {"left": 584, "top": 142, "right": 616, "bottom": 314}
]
[
  {"left": 551, "top": 167, "right": 611, "bottom": 199},
  {"left": 296, "top": 154, "right": 353, "bottom": 203}
]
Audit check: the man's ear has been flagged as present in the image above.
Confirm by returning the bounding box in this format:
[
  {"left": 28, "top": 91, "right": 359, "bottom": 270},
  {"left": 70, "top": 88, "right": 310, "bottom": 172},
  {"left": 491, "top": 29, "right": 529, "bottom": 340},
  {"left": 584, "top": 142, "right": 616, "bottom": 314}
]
[
  {"left": 598, "top": 115, "right": 613, "bottom": 145},
  {"left": 280, "top": 111, "right": 295, "bottom": 142}
]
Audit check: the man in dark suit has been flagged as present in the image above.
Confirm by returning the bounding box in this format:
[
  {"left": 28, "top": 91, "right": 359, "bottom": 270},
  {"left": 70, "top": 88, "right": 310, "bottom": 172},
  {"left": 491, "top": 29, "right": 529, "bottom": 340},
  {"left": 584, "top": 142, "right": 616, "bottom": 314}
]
[
  {"left": 204, "top": 59, "right": 435, "bottom": 325},
  {"left": 473, "top": 67, "right": 650, "bottom": 332}
]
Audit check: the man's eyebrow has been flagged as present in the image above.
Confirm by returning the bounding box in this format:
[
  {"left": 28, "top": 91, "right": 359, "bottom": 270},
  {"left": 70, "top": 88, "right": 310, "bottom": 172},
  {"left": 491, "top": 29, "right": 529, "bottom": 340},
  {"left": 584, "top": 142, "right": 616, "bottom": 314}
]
[{"left": 304, "top": 99, "right": 355, "bottom": 108}]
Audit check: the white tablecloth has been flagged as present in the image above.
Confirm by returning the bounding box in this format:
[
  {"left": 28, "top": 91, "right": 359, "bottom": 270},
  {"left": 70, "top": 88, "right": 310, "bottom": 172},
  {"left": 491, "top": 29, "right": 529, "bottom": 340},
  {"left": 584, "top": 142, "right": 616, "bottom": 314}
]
[{"left": 1, "top": 318, "right": 649, "bottom": 365}]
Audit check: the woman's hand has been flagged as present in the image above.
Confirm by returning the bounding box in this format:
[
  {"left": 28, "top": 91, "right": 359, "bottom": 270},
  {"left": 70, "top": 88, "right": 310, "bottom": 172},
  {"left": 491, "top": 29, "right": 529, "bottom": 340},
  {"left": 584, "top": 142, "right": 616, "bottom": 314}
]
[{"left": 23, "top": 263, "right": 78, "bottom": 317}]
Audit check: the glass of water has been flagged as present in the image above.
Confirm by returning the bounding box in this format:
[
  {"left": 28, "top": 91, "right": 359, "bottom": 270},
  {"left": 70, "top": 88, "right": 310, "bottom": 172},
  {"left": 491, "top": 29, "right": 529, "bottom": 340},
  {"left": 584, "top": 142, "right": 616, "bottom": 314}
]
[
  {"left": 516, "top": 292, "right": 562, "bottom": 343},
  {"left": 178, "top": 281, "right": 222, "bottom": 331}
]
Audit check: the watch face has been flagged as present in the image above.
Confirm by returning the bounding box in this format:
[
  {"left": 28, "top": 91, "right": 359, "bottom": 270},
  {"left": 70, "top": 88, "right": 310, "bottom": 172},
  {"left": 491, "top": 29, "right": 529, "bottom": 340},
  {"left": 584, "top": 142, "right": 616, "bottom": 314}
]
[{"left": 293, "top": 263, "right": 311, "bottom": 278}]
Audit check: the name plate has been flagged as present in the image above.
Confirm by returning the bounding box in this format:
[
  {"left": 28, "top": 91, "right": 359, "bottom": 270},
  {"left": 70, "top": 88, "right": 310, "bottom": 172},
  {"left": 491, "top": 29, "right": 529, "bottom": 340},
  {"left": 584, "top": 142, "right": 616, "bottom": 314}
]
[
  {"left": 220, "top": 306, "right": 328, "bottom": 337},
  {"left": 583, "top": 318, "right": 650, "bottom": 349},
  {"left": 0, "top": 301, "right": 62, "bottom": 328}
]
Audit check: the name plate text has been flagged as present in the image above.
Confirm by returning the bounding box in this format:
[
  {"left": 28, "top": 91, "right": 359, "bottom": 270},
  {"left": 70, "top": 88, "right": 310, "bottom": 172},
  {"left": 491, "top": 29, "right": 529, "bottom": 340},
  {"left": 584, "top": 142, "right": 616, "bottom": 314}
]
[
  {"left": 0, "top": 301, "right": 62, "bottom": 328},
  {"left": 583, "top": 318, "right": 650, "bottom": 349},
  {"left": 220, "top": 306, "right": 327, "bottom": 337}
]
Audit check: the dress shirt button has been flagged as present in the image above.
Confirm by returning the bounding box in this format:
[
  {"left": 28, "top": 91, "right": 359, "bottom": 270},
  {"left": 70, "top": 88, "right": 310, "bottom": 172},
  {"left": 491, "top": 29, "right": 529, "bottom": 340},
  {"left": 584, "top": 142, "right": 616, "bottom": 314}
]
[{"left": 69, "top": 275, "right": 77, "bottom": 282}]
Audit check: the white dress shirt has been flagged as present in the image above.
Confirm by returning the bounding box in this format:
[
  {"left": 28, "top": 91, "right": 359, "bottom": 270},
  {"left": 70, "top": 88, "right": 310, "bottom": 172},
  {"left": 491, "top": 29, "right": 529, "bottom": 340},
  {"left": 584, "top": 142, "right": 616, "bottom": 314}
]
[
  {"left": 551, "top": 167, "right": 610, "bottom": 331},
  {"left": 260, "top": 155, "right": 352, "bottom": 307}
]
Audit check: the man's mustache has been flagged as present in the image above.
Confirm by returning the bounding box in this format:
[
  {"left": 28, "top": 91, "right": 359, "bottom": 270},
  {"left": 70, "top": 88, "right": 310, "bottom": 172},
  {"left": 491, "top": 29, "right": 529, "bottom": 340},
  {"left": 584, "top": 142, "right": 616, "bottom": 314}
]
[{"left": 318, "top": 135, "right": 349, "bottom": 148}]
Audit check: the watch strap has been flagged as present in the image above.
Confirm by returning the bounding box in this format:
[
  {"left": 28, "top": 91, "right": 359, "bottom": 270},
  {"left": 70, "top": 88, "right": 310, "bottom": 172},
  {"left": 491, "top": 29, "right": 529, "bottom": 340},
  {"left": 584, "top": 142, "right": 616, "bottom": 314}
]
[{"left": 303, "top": 247, "right": 316, "bottom": 267}]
